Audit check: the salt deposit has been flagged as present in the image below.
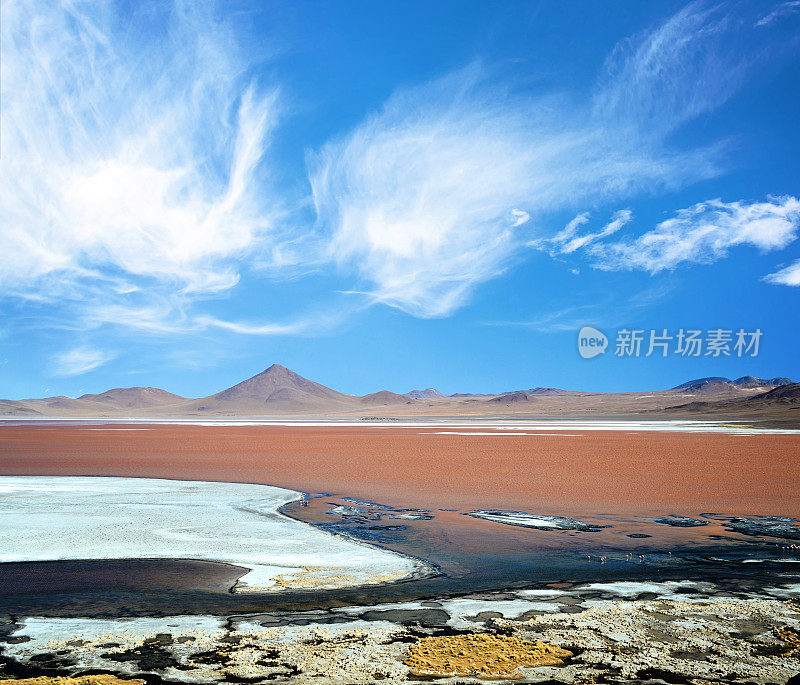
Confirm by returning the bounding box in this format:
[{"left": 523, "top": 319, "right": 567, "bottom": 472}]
[{"left": 0, "top": 476, "right": 421, "bottom": 592}]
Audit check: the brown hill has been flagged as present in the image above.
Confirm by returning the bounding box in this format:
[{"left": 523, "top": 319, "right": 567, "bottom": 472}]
[
  {"left": 527, "top": 387, "right": 569, "bottom": 396},
  {"left": 174, "top": 364, "right": 360, "bottom": 414},
  {"left": 663, "top": 382, "right": 800, "bottom": 422},
  {"left": 360, "top": 390, "right": 409, "bottom": 405},
  {"left": 0, "top": 400, "right": 42, "bottom": 416},
  {"left": 406, "top": 388, "right": 446, "bottom": 399},
  {"left": 746, "top": 382, "right": 800, "bottom": 405},
  {"left": 78, "top": 387, "right": 184, "bottom": 409},
  {"left": 489, "top": 391, "right": 532, "bottom": 403},
  {"left": 211, "top": 364, "right": 347, "bottom": 402}
]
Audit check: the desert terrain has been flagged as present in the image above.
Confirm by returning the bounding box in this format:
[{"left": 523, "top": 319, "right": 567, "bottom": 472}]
[
  {"left": 2, "top": 415, "right": 800, "bottom": 683},
  {"left": 1, "top": 364, "right": 798, "bottom": 426},
  {"left": 2, "top": 367, "right": 800, "bottom": 683}
]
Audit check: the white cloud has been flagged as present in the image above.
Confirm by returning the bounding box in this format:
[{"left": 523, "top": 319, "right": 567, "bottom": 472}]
[
  {"left": 592, "top": 3, "right": 748, "bottom": 136},
  {"left": 532, "top": 210, "right": 633, "bottom": 255},
  {"left": 309, "top": 3, "right": 756, "bottom": 317},
  {"left": 52, "top": 346, "right": 115, "bottom": 377},
  {"left": 565, "top": 211, "right": 632, "bottom": 253},
  {"left": 756, "top": 1, "right": 800, "bottom": 27},
  {"left": 764, "top": 259, "right": 800, "bottom": 286},
  {"left": 552, "top": 213, "right": 591, "bottom": 245},
  {"left": 195, "top": 315, "right": 319, "bottom": 336},
  {"left": 483, "top": 284, "right": 676, "bottom": 333},
  {"left": 590, "top": 197, "right": 800, "bottom": 272},
  {"left": 510, "top": 209, "right": 531, "bottom": 227},
  {"left": 83, "top": 302, "right": 191, "bottom": 335},
  {"left": 0, "top": 1, "right": 281, "bottom": 313},
  {"left": 0, "top": 0, "right": 795, "bottom": 341},
  {"left": 79, "top": 305, "right": 345, "bottom": 338}
]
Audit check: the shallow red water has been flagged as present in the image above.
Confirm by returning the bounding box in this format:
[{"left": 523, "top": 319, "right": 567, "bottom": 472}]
[{"left": 0, "top": 424, "right": 797, "bottom": 517}]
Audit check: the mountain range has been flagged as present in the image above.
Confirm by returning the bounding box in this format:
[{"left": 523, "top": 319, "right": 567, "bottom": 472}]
[{"left": 0, "top": 365, "right": 796, "bottom": 423}]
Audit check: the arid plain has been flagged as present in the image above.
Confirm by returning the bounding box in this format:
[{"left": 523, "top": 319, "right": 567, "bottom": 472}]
[{"left": 2, "top": 366, "right": 800, "bottom": 683}]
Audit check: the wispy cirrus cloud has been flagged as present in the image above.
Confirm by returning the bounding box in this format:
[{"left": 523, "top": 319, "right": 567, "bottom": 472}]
[
  {"left": 588, "top": 196, "right": 800, "bottom": 272},
  {"left": 75, "top": 301, "right": 351, "bottom": 338},
  {"left": 756, "top": 1, "right": 800, "bottom": 27},
  {"left": 308, "top": 2, "right": 773, "bottom": 318},
  {"left": 483, "top": 284, "right": 677, "bottom": 333},
  {"left": 196, "top": 316, "right": 312, "bottom": 336},
  {"left": 1, "top": 0, "right": 797, "bottom": 345},
  {"left": 194, "top": 309, "right": 350, "bottom": 336},
  {"left": 1, "top": 0, "right": 282, "bottom": 321},
  {"left": 531, "top": 210, "right": 633, "bottom": 256},
  {"left": 51, "top": 346, "right": 115, "bottom": 377},
  {"left": 591, "top": 2, "right": 749, "bottom": 137}
]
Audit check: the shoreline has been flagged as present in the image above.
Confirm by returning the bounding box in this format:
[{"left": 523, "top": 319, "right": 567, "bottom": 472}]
[
  {"left": 1, "top": 477, "right": 799, "bottom": 618},
  {"left": 0, "top": 477, "right": 424, "bottom": 597},
  {"left": 1, "top": 425, "right": 799, "bottom": 681},
  {"left": 1, "top": 416, "right": 799, "bottom": 431},
  {"left": 2, "top": 580, "right": 799, "bottom": 683}
]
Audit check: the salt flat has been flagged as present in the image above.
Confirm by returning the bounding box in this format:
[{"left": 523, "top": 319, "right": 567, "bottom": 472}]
[
  {"left": 3, "top": 418, "right": 800, "bottom": 433},
  {"left": 0, "top": 476, "right": 421, "bottom": 592}
]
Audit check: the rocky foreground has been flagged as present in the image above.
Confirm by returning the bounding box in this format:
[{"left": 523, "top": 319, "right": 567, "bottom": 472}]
[{"left": 2, "top": 590, "right": 800, "bottom": 684}]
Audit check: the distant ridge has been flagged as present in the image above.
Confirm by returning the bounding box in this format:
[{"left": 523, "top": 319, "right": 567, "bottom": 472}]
[
  {"left": 406, "top": 388, "right": 445, "bottom": 399},
  {"left": 0, "top": 365, "right": 796, "bottom": 422},
  {"left": 672, "top": 377, "right": 735, "bottom": 390},
  {"left": 664, "top": 382, "right": 800, "bottom": 416},
  {"left": 672, "top": 376, "right": 793, "bottom": 391},
  {"left": 734, "top": 375, "right": 793, "bottom": 388},
  {"left": 747, "top": 382, "right": 800, "bottom": 404},
  {"left": 490, "top": 390, "right": 532, "bottom": 403},
  {"left": 361, "top": 390, "right": 409, "bottom": 405}
]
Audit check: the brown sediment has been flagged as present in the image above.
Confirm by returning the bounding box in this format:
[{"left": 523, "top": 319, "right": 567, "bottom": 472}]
[
  {"left": 2, "top": 677, "right": 145, "bottom": 685},
  {"left": 404, "top": 633, "right": 572, "bottom": 679},
  {"left": 0, "top": 424, "right": 798, "bottom": 517}
]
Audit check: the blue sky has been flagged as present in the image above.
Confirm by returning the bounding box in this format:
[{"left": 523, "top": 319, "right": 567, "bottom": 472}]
[{"left": 1, "top": 0, "right": 799, "bottom": 398}]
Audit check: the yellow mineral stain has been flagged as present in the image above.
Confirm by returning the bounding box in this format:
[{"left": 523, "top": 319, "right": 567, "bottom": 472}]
[
  {"left": 269, "top": 566, "right": 406, "bottom": 590},
  {"left": 776, "top": 627, "right": 800, "bottom": 656},
  {"left": 404, "top": 633, "right": 572, "bottom": 679}
]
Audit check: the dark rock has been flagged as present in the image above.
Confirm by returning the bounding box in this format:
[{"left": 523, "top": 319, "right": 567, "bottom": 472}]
[
  {"left": 721, "top": 517, "right": 800, "bottom": 540},
  {"left": 359, "top": 608, "right": 450, "bottom": 627},
  {"left": 465, "top": 510, "right": 609, "bottom": 532},
  {"left": 654, "top": 516, "right": 708, "bottom": 528}
]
